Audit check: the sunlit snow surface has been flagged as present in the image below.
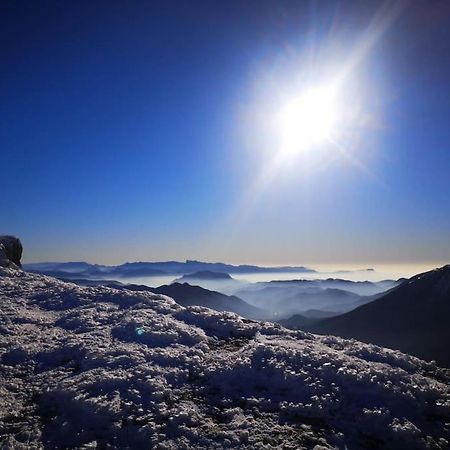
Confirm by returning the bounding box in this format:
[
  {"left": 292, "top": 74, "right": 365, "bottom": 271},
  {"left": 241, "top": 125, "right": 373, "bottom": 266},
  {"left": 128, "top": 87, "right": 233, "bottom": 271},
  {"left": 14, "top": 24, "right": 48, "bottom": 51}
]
[{"left": 1, "top": 268, "right": 449, "bottom": 449}]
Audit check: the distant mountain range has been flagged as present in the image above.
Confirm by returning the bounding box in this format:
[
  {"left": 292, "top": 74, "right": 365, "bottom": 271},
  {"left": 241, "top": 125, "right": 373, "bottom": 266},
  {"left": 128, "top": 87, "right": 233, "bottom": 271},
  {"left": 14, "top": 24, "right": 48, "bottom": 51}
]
[
  {"left": 54, "top": 270, "right": 401, "bottom": 321},
  {"left": 67, "top": 278, "right": 267, "bottom": 320},
  {"left": 236, "top": 278, "right": 399, "bottom": 296},
  {"left": 24, "top": 260, "right": 315, "bottom": 278},
  {"left": 305, "top": 265, "right": 450, "bottom": 367},
  {"left": 54, "top": 274, "right": 399, "bottom": 324},
  {"left": 234, "top": 278, "right": 400, "bottom": 318},
  {"left": 27, "top": 256, "right": 450, "bottom": 368},
  {"left": 151, "top": 283, "right": 266, "bottom": 319},
  {"left": 171, "top": 270, "right": 245, "bottom": 295},
  {"left": 176, "top": 270, "right": 233, "bottom": 281}
]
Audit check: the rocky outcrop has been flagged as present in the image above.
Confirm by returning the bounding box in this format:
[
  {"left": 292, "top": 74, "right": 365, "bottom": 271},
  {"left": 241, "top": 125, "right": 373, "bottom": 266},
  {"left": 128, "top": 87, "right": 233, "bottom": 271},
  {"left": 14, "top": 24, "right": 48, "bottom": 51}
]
[{"left": 0, "top": 235, "right": 22, "bottom": 269}]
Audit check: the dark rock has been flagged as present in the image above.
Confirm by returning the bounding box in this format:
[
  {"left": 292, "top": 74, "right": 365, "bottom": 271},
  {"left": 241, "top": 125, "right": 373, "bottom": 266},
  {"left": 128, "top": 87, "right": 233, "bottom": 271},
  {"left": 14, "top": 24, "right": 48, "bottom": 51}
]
[{"left": 0, "top": 235, "right": 23, "bottom": 269}]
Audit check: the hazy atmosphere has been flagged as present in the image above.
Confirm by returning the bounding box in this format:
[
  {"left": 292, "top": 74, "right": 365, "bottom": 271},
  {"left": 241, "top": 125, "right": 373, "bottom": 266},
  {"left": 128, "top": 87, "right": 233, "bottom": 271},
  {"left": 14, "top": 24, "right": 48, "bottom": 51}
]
[{"left": 3, "top": 1, "right": 450, "bottom": 266}]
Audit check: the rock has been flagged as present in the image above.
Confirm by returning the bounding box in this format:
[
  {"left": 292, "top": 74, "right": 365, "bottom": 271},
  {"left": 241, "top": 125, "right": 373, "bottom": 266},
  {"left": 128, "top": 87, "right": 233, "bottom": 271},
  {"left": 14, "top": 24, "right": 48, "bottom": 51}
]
[{"left": 0, "top": 235, "right": 23, "bottom": 269}]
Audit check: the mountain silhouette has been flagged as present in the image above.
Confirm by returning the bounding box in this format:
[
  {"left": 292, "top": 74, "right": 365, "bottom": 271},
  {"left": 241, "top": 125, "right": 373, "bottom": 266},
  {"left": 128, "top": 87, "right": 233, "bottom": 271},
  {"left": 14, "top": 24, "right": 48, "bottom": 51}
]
[
  {"left": 310, "top": 265, "right": 450, "bottom": 367},
  {"left": 24, "top": 260, "right": 315, "bottom": 277},
  {"left": 91, "top": 281, "right": 267, "bottom": 320},
  {"left": 176, "top": 270, "right": 233, "bottom": 281},
  {"left": 151, "top": 283, "right": 267, "bottom": 320}
]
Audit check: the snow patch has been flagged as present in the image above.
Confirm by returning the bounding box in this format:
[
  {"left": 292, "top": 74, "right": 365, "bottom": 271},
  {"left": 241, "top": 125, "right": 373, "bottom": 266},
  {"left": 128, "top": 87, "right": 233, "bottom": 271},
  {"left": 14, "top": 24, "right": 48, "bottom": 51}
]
[{"left": 0, "top": 268, "right": 449, "bottom": 448}]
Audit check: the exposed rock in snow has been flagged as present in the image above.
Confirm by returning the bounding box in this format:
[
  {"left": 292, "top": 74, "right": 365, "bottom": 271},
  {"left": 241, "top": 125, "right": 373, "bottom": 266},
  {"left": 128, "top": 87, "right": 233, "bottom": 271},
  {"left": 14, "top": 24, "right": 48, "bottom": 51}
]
[
  {"left": 0, "top": 236, "right": 22, "bottom": 269},
  {"left": 0, "top": 268, "right": 449, "bottom": 449}
]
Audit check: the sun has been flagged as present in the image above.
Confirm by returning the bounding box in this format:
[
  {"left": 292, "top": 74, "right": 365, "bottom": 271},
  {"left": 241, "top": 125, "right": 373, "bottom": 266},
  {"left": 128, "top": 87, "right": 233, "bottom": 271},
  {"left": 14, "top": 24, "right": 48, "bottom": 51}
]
[{"left": 277, "top": 85, "right": 339, "bottom": 155}]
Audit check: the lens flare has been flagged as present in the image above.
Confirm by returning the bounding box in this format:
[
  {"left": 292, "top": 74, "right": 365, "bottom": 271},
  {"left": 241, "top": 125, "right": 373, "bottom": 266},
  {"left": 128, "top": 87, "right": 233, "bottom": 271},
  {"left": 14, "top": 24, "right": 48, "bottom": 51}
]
[{"left": 277, "top": 85, "right": 339, "bottom": 155}]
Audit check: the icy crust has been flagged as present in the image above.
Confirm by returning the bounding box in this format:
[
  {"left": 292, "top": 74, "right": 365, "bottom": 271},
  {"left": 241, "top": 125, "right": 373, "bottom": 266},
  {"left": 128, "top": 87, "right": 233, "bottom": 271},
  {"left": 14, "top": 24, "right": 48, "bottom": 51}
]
[{"left": 0, "top": 269, "right": 449, "bottom": 449}]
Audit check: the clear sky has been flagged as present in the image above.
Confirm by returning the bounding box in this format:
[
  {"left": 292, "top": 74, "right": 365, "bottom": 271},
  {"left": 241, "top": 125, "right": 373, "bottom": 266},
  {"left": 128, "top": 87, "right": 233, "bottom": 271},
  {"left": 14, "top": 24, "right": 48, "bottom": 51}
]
[{"left": 2, "top": 1, "right": 450, "bottom": 265}]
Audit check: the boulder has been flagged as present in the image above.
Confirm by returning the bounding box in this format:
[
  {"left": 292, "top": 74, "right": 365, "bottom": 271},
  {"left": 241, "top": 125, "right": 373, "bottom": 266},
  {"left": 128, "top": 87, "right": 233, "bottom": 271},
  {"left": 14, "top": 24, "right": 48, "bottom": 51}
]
[{"left": 0, "top": 236, "right": 23, "bottom": 269}]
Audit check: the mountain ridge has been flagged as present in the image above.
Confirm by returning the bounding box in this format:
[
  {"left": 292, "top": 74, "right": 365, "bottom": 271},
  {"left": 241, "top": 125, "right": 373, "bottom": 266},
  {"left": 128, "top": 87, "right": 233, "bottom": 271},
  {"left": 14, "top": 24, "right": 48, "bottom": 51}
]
[
  {"left": 24, "top": 259, "right": 316, "bottom": 278},
  {"left": 24, "top": 259, "right": 315, "bottom": 272},
  {"left": 176, "top": 270, "right": 233, "bottom": 281},
  {"left": 310, "top": 264, "right": 450, "bottom": 367}
]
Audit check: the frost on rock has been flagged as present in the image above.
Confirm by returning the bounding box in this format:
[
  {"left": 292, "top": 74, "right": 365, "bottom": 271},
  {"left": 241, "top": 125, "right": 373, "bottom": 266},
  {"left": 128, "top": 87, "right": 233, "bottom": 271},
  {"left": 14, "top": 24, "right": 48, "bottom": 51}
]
[{"left": 0, "top": 268, "right": 449, "bottom": 449}]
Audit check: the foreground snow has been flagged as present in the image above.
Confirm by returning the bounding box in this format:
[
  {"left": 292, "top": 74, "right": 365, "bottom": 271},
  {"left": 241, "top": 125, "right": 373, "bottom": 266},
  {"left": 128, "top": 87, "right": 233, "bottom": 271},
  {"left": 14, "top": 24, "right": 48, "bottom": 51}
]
[{"left": 0, "top": 269, "right": 449, "bottom": 449}]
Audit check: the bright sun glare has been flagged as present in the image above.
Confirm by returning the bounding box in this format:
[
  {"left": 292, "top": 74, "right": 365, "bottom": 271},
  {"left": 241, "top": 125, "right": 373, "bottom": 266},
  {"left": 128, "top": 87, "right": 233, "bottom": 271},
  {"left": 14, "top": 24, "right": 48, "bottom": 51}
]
[{"left": 277, "top": 85, "right": 339, "bottom": 155}]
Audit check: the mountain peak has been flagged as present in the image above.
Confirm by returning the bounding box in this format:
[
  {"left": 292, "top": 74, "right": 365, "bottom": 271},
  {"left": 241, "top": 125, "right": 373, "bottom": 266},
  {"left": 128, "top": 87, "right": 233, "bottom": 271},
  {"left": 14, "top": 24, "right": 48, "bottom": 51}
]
[
  {"left": 179, "top": 270, "right": 232, "bottom": 280},
  {"left": 402, "top": 264, "right": 450, "bottom": 297}
]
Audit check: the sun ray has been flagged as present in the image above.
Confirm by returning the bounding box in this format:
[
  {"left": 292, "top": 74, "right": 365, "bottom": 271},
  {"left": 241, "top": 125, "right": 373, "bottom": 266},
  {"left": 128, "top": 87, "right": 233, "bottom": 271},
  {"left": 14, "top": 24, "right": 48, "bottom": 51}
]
[{"left": 214, "top": 1, "right": 405, "bottom": 252}]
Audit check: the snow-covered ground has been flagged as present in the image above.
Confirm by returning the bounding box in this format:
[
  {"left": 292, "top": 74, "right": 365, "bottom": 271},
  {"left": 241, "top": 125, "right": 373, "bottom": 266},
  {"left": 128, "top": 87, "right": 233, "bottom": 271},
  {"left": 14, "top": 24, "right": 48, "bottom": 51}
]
[{"left": 1, "top": 268, "right": 449, "bottom": 449}]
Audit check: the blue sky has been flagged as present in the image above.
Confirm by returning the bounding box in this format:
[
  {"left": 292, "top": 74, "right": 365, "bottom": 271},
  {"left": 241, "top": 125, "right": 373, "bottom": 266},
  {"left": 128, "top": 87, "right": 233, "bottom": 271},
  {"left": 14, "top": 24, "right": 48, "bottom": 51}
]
[{"left": 2, "top": 1, "right": 450, "bottom": 265}]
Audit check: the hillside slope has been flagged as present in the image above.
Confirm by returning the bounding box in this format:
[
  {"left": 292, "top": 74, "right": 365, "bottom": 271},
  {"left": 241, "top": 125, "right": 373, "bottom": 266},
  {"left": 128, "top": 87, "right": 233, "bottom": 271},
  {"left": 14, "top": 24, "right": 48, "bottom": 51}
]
[
  {"left": 150, "top": 282, "right": 265, "bottom": 320},
  {"left": 1, "top": 268, "right": 449, "bottom": 449},
  {"left": 57, "top": 279, "right": 268, "bottom": 320},
  {"left": 311, "top": 265, "right": 450, "bottom": 367}
]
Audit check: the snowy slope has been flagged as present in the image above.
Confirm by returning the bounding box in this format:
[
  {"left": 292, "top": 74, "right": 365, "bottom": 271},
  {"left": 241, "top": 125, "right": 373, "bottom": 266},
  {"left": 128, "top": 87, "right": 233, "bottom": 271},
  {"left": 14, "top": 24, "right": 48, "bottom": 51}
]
[{"left": 1, "top": 268, "right": 449, "bottom": 449}]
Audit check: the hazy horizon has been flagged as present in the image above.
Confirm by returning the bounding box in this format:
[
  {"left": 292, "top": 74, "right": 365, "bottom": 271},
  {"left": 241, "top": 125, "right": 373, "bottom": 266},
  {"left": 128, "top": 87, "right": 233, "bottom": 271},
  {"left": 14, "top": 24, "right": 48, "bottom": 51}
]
[
  {"left": 21, "top": 248, "right": 447, "bottom": 271},
  {"left": 22, "top": 254, "right": 445, "bottom": 282}
]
